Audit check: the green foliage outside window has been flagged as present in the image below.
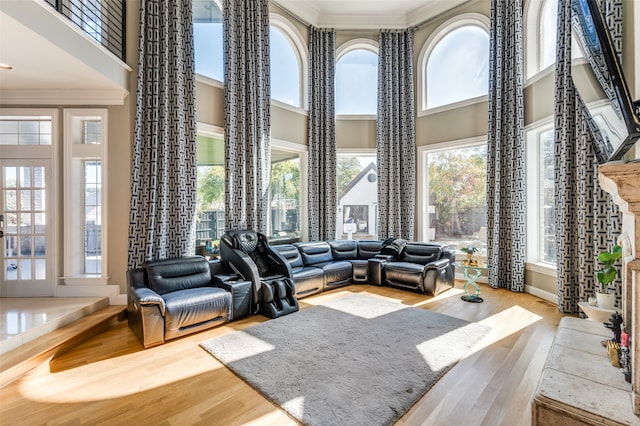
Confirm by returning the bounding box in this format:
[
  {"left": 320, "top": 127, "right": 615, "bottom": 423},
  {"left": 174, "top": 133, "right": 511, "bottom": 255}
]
[
  {"left": 271, "top": 160, "right": 300, "bottom": 203},
  {"left": 337, "top": 156, "right": 363, "bottom": 195},
  {"left": 428, "top": 146, "right": 486, "bottom": 241},
  {"left": 197, "top": 166, "right": 225, "bottom": 214}
]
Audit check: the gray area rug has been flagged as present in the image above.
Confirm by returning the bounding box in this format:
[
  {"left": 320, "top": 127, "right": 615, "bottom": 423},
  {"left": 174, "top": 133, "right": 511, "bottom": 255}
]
[{"left": 200, "top": 293, "right": 490, "bottom": 426}]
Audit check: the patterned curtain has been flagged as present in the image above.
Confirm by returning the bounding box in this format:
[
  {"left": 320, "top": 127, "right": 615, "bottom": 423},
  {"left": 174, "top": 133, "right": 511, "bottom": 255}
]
[
  {"left": 486, "top": 0, "right": 526, "bottom": 291},
  {"left": 307, "top": 27, "right": 337, "bottom": 241},
  {"left": 127, "top": 0, "right": 197, "bottom": 269},
  {"left": 223, "top": 0, "right": 271, "bottom": 232},
  {"left": 554, "top": 0, "right": 621, "bottom": 314},
  {"left": 376, "top": 30, "right": 416, "bottom": 240}
]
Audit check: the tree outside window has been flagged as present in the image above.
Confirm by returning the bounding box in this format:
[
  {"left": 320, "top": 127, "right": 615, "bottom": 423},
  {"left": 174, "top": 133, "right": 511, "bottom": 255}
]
[{"left": 426, "top": 145, "right": 487, "bottom": 250}]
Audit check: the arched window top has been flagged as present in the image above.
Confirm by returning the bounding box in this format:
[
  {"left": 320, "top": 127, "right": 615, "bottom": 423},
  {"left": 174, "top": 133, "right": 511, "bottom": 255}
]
[
  {"left": 418, "top": 14, "right": 490, "bottom": 112},
  {"left": 193, "top": 0, "right": 224, "bottom": 83},
  {"left": 335, "top": 39, "right": 379, "bottom": 116},
  {"left": 270, "top": 14, "right": 308, "bottom": 109},
  {"left": 525, "top": 0, "right": 558, "bottom": 79}
]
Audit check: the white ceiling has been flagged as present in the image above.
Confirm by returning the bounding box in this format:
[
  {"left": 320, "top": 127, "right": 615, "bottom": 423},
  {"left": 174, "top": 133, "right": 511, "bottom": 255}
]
[
  {"left": 273, "top": 0, "right": 471, "bottom": 29},
  {"left": 0, "top": 0, "right": 468, "bottom": 105}
]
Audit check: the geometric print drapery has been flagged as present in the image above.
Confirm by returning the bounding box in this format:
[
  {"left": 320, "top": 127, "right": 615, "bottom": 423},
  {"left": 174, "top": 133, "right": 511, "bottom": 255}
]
[
  {"left": 223, "top": 0, "right": 271, "bottom": 233},
  {"left": 128, "top": 0, "right": 197, "bottom": 269},
  {"left": 554, "top": 0, "right": 621, "bottom": 314},
  {"left": 307, "top": 27, "right": 337, "bottom": 241},
  {"left": 486, "top": 0, "right": 526, "bottom": 291},
  {"left": 376, "top": 29, "right": 416, "bottom": 241}
]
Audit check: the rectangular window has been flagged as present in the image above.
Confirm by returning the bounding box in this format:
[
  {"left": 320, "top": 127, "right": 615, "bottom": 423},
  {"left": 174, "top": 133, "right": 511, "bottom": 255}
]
[
  {"left": 538, "top": 128, "right": 556, "bottom": 264},
  {"left": 423, "top": 144, "right": 487, "bottom": 252},
  {"left": 195, "top": 134, "right": 225, "bottom": 257},
  {"left": 84, "top": 161, "right": 101, "bottom": 274},
  {"left": 83, "top": 120, "right": 102, "bottom": 144},
  {"left": 0, "top": 117, "right": 52, "bottom": 145},
  {"left": 336, "top": 153, "right": 378, "bottom": 240},
  {"left": 270, "top": 150, "right": 301, "bottom": 243},
  {"left": 526, "top": 123, "right": 557, "bottom": 268}
]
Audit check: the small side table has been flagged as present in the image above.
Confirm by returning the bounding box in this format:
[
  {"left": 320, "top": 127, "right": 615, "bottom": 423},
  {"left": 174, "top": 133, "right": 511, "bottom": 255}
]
[{"left": 453, "top": 262, "right": 490, "bottom": 303}]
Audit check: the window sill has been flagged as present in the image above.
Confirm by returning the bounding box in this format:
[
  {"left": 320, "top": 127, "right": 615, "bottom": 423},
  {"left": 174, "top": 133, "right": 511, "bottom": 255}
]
[
  {"left": 62, "top": 275, "right": 109, "bottom": 286},
  {"left": 525, "top": 262, "right": 556, "bottom": 277}
]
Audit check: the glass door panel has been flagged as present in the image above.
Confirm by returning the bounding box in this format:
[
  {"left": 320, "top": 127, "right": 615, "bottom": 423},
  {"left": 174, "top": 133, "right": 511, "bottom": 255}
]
[{"left": 1, "top": 160, "right": 53, "bottom": 296}]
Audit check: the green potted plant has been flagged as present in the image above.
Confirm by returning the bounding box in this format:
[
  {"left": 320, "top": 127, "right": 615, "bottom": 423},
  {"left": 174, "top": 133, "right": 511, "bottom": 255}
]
[{"left": 595, "top": 244, "right": 622, "bottom": 310}]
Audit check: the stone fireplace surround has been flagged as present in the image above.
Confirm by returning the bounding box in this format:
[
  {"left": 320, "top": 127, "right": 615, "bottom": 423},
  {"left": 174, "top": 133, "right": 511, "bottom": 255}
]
[
  {"left": 532, "top": 162, "right": 640, "bottom": 424},
  {"left": 599, "top": 161, "right": 640, "bottom": 416}
]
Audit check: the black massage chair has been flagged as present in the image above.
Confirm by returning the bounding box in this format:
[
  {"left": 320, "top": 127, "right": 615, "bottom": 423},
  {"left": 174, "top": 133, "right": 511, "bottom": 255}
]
[{"left": 220, "top": 229, "right": 299, "bottom": 319}]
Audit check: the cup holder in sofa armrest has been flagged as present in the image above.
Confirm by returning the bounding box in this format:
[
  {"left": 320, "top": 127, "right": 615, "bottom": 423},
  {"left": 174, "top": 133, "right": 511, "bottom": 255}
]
[
  {"left": 368, "top": 257, "right": 390, "bottom": 286},
  {"left": 374, "top": 254, "right": 397, "bottom": 261}
]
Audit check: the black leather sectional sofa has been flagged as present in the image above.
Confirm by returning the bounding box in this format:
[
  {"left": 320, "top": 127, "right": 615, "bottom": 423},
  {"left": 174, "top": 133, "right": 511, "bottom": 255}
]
[
  {"left": 127, "top": 237, "right": 455, "bottom": 348},
  {"left": 273, "top": 239, "right": 456, "bottom": 299}
]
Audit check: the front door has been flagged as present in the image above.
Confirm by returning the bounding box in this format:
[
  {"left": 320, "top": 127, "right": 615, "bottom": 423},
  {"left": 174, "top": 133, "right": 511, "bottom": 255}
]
[{"left": 1, "top": 159, "right": 54, "bottom": 296}]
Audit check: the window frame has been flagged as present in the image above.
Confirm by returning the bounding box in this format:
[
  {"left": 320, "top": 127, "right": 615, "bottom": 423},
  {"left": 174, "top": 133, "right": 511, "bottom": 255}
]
[
  {"left": 525, "top": 117, "right": 557, "bottom": 277},
  {"left": 270, "top": 13, "right": 308, "bottom": 113},
  {"left": 335, "top": 39, "right": 379, "bottom": 120},
  {"left": 62, "top": 108, "right": 108, "bottom": 284},
  {"left": 417, "top": 13, "right": 490, "bottom": 116}
]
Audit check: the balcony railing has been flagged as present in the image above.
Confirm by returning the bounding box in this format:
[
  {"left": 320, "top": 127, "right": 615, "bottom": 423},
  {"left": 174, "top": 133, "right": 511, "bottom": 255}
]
[{"left": 44, "top": 0, "right": 125, "bottom": 61}]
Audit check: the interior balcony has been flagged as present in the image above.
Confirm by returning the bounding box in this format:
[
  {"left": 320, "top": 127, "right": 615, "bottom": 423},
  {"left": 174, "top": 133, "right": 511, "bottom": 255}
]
[{"left": 0, "top": 0, "right": 131, "bottom": 105}]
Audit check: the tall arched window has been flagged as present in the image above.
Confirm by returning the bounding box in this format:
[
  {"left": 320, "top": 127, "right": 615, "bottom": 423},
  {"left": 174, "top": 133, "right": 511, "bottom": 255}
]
[
  {"left": 419, "top": 15, "right": 490, "bottom": 112},
  {"left": 335, "top": 41, "right": 379, "bottom": 116},
  {"left": 525, "top": 0, "right": 559, "bottom": 79},
  {"left": 540, "top": 0, "right": 559, "bottom": 70},
  {"left": 270, "top": 15, "right": 307, "bottom": 109},
  {"left": 193, "top": 0, "right": 223, "bottom": 82}
]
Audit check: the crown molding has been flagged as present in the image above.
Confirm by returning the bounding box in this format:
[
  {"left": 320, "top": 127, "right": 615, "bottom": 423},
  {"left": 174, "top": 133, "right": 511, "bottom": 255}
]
[
  {"left": 272, "top": 0, "right": 472, "bottom": 30},
  {"left": 0, "top": 89, "right": 129, "bottom": 105}
]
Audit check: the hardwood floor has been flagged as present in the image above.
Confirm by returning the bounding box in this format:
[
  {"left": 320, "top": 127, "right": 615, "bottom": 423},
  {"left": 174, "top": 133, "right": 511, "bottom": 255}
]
[{"left": 0, "top": 282, "right": 566, "bottom": 426}]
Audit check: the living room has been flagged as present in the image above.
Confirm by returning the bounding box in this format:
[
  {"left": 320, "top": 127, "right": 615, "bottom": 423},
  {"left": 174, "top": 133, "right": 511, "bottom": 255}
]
[{"left": 1, "top": 0, "right": 640, "bottom": 424}]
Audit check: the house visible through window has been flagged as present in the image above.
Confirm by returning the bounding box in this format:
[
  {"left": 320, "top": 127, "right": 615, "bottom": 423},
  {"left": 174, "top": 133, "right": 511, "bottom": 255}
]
[{"left": 336, "top": 153, "right": 378, "bottom": 240}]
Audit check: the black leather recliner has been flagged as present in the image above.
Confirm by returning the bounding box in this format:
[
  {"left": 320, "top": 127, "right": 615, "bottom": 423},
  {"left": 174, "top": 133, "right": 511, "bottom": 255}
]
[
  {"left": 220, "top": 230, "right": 299, "bottom": 319},
  {"left": 127, "top": 256, "right": 233, "bottom": 348},
  {"left": 383, "top": 243, "right": 455, "bottom": 295}
]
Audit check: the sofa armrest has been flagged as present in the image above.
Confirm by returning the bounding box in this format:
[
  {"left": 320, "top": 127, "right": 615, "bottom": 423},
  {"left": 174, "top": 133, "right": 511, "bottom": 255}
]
[
  {"left": 212, "top": 278, "right": 252, "bottom": 320},
  {"left": 422, "top": 258, "right": 454, "bottom": 296},
  {"left": 130, "top": 287, "right": 166, "bottom": 316},
  {"left": 422, "top": 258, "right": 449, "bottom": 272},
  {"left": 127, "top": 284, "right": 166, "bottom": 348}
]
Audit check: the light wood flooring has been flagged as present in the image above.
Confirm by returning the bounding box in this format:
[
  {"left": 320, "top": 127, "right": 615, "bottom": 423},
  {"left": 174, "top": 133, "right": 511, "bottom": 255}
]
[{"left": 0, "top": 282, "right": 566, "bottom": 426}]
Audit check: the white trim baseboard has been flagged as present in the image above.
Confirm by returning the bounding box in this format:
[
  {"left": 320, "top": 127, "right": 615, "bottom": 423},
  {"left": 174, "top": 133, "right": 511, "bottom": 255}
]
[{"left": 525, "top": 284, "right": 558, "bottom": 305}]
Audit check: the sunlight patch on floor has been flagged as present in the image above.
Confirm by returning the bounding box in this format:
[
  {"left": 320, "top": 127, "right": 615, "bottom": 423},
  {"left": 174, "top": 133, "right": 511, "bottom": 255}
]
[
  {"left": 467, "top": 305, "right": 542, "bottom": 355},
  {"left": 15, "top": 341, "right": 226, "bottom": 403}
]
